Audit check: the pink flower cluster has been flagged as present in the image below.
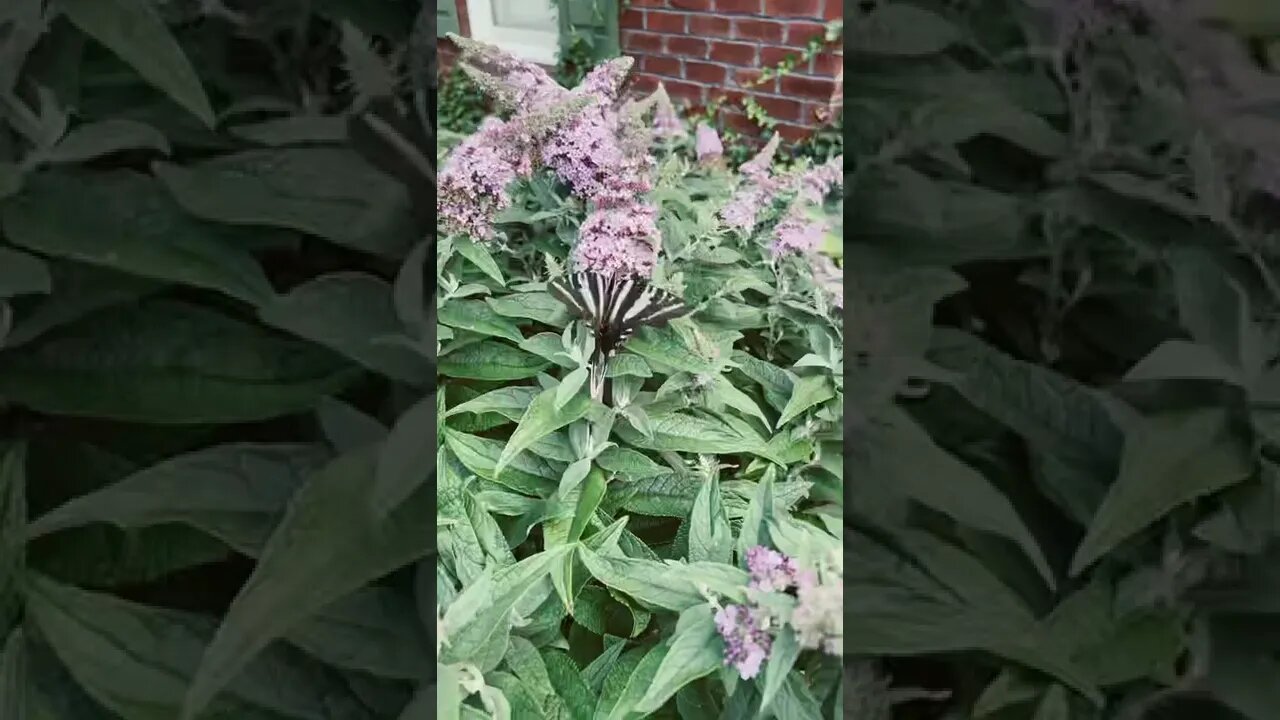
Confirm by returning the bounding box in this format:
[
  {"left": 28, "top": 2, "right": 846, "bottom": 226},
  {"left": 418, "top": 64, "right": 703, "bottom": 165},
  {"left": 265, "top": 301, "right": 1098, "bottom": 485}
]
[
  {"left": 695, "top": 123, "right": 723, "bottom": 163},
  {"left": 652, "top": 86, "right": 685, "bottom": 140},
  {"left": 438, "top": 118, "right": 525, "bottom": 239},
  {"left": 542, "top": 107, "right": 654, "bottom": 207},
  {"left": 574, "top": 204, "right": 661, "bottom": 278},
  {"left": 714, "top": 603, "right": 773, "bottom": 680},
  {"left": 745, "top": 545, "right": 800, "bottom": 593},
  {"left": 714, "top": 546, "right": 841, "bottom": 678},
  {"left": 438, "top": 39, "right": 662, "bottom": 278}
]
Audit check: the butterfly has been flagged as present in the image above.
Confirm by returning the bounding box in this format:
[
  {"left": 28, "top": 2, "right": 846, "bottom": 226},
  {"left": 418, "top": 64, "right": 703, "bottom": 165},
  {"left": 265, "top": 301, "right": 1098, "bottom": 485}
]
[{"left": 549, "top": 272, "right": 692, "bottom": 400}]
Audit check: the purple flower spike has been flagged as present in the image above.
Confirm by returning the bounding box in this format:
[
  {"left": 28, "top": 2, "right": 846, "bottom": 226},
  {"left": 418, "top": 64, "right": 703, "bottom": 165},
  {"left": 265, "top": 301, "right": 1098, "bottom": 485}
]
[
  {"left": 745, "top": 545, "right": 800, "bottom": 593},
  {"left": 714, "top": 604, "right": 773, "bottom": 679},
  {"left": 573, "top": 203, "right": 660, "bottom": 278},
  {"left": 695, "top": 123, "right": 723, "bottom": 162},
  {"left": 770, "top": 212, "right": 826, "bottom": 257}
]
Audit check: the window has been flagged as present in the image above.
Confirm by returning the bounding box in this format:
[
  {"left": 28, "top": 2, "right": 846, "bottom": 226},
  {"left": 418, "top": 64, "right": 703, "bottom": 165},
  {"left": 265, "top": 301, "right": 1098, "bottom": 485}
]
[{"left": 465, "top": 0, "right": 560, "bottom": 65}]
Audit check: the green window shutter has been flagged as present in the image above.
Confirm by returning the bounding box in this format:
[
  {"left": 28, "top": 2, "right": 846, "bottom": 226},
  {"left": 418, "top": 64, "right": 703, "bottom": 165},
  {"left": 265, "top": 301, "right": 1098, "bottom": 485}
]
[
  {"left": 556, "top": 0, "right": 619, "bottom": 63},
  {"left": 437, "top": 0, "right": 459, "bottom": 37}
]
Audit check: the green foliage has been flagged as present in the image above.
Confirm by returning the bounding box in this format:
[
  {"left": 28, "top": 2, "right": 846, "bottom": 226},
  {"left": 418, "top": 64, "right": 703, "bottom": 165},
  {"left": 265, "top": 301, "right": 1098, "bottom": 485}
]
[
  {"left": 0, "top": 0, "right": 432, "bottom": 716},
  {"left": 435, "top": 41, "right": 844, "bottom": 717},
  {"left": 844, "top": 0, "right": 1280, "bottom": 717}
]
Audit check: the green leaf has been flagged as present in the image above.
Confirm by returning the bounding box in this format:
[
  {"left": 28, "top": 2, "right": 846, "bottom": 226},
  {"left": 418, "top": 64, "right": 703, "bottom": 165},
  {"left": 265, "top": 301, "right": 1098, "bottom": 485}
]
[
  {"left": 0, "top": 246, "right": 50, "bottom": 298},
  {"left": 929, "top": 329, "right": 1123, "bottom": 524},
  {"left": 495, "top": 384, "right": 592, "bottom": 479},
  {"left": 446, "top": 386, "right": 539, "bottom": 422},
  {"left": 1071, "top": 408, "right": 1254, "bottom": 576},
  {"left": 316, "top": 397, "right": 388, "bottom": 452},
  {"left": 29, "top": 574, "right": 367, "bottom": 720},
  {"left": 849, "top": 3, "right": 961, "bottom": 55},
  {"left": 0, "top": 163, "right": 20, "bottom": 201},
  {"left": 634, "top": 604, "right": 723, "bottom": 714},
  {"left": 859, "top": 405, "right": 1054, "bottom": 588},
  {"left": 759, "top": 626, "right": 801, "bottom": 714},
  {"left": 1032, "top": 685, "right": 1069, "bottom": 720},
  {"left": 439, "top": 300, "right": 526, "bottom": 345},
  {"left": 153, "top": 148, "right": 416, "bottom": 257},
  {"left": 595, "top": 645, "right": 665, "bottom": 720},
  {"left": 569, "top": 466, "right": 607, "bottom": 543},
  {"left": 688, "top": 474, "right": 732, "bottom": 564},
  {"left": 488, "top": 292, "right": 571, "bottom": 327},
  {"left": 455, "top": 236, "right": 506, "bottom": 285},
  {"left": 440, "top": 545, "right": 574, "bottom": 667},
  {"left": 38, "top": 118, "right": 170, "bottom": 164},
  {"left": 578, "top": 547, "right": 747, "bottom": 612},
  {"left": 768, "top": 675, "right": 825, "bottom": 720},
  {"left": 776, "top": 374, "right": 836, "bottom": 428},
  {"left": 2, "top": 263, "right": 159, "bottom": 349},
  {"left": 614, "top": 410, "right": 773, "bottom": 459},
  {"left": 445, "top": 430, "right": 559, "bottom": 496},
  {"left": 26, "top": 443, "right": 326, "bottom": 556},
  {"left": 0, "top": 443, "right": 23, "bottom": 632},
  {"left": 372, "top": 392, "right": 436, "bottom": 517},
  {"left": 595, "top": 446, "right": 670, "bottom": 480},
  {"left": 625, "top": 325, "right": 721, "bottom": 375},
  {"left": 285, "top": 586, "right": 429, "bottom": 680},
  {"left": 260, "top": 273, "right": 427, "bottom": 386},
  {"left": 0, "top": 301, "right": 358, "bottom": 424},
  {"left": 181, "top": 446, "right": 433, "bottom": 719},
  {"left": 59, "top": 0, "right": 215, "bottom": 125},
  {"left": 0, "top": 628, "right": 23, "bottom": 718},
  {"left": 1, "top": 170, "right": 274, "bottom": 306},
  {"left": 541, "top": 649, "right": 596, "bottom": 720},
  {"left": 708, "top": 375, "right": 771, "bottom": 431},
  {"left": 439, "top": 341, "right": 551, "bottom": 380}
]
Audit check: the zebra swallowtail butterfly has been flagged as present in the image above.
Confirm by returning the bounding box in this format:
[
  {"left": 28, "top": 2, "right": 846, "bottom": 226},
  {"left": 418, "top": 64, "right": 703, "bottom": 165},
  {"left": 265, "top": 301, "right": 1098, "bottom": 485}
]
[{"left": 549, "top": 272, "right": 692, "bottom": 400}]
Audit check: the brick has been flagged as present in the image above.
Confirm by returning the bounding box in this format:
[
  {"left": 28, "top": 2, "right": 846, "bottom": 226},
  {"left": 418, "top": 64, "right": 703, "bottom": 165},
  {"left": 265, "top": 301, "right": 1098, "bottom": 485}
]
[
  {"left": 780, "top": 73, "right": 836, "bottom": 101},
  {"left": 760, "top": 45, "right": 799, "bottom": 68},
  {"left": 764, "top": 0, "right": 821, "bottom": 16},
  {"left": 808, "top": 101, "right": 839, "bottom": 124},
  {"left": 684, "top": 61, "right": 727, "bottom": 84},
  {"left": 716, "top": 0, "right": 762, "bottom": 11},
  {"left": 709, "top": 41, "right": 756, "bottom": 64},
  {"left": 624, "top": 31, "right": 665, "bottom": 53},
  {"left": 642, "top": 55, "right": 682, "bottom": 77},
  {"left": 620, "top": 8, "right": 644, "bottom": 29},
  {"left": 823, "top": 0, "right": 842, "bottom": 20},
  {"left": 752, "top": 95, "right": 804, "bottom": 123},
  {"left": 663, "top": 78, "right": 707, "bottom": 102},
  {"left": 646, "top": 10, "right": 688, "bottom": 32},
  {"left": 811, "top": 50, "right": 841, "bottom": 76},
  {"left": 666, "top": 36, "right": 709, "bottom": 58},
  {"left": 785, "top": 20, "right": 827, "bottom": 46},
  {"left": 631, "top": 73, "right": 661, "bottom": 94},
  {"left": 734, "top": 19, "right": 785, "bottom": 43},
  {"left": 630, "top": 0, "right": 667, "bottom": 6},
  {"left": 775, "top": 123, "right": 811, "bottom": 142},
  {"left": 721, "top": 108, "right": 758, "bottom": 135},
  {"left": 669, "top": 0, "right": 714, "bottom": 8},
  {"left": 733, "top": 67, "right": 763, "bottom": 87},
  {"left": 689, "top": 15, "right": 732, "bottom": 37}
]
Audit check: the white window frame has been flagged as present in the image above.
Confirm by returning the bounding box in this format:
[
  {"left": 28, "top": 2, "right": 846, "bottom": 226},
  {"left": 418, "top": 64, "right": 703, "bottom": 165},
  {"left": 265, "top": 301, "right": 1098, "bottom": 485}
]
[{"left": 465, "top": 0, "right": 560, "bottom": 65}]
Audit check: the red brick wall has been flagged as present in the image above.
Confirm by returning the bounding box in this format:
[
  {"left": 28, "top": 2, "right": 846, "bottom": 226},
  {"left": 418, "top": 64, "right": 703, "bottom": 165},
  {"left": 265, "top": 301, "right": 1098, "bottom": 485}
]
[
  {"left": 620, "top": 0, "right": 842, "bottom": 142},
  {"left": 440, "top": 0, "right": 843, "bottom": 142}
]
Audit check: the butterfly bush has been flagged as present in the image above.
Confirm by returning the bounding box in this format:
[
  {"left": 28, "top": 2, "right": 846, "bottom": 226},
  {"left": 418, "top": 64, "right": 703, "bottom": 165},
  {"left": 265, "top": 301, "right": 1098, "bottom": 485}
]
[
  {"left": 651, "top": 84, "right": 686, "bottom": 140},
  {"left": 714, "top": 546, "right": 843, "bottom": 679},
  {"left": 439, "top": 35, "right": 660, "bottom": 277},
  {"left": 695, "top": 122, "right": 724, "bottom": 163}
]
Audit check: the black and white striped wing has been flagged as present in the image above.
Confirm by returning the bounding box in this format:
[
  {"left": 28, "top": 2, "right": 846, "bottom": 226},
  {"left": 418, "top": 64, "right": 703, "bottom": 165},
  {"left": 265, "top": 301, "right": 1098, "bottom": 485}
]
[{"left": 548, "top": 272, "right": 692, "bottom": 399}]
